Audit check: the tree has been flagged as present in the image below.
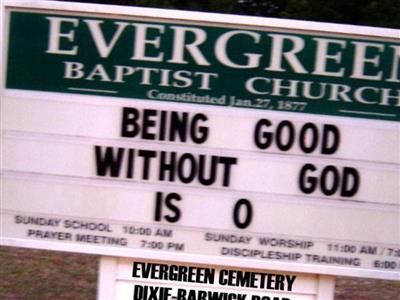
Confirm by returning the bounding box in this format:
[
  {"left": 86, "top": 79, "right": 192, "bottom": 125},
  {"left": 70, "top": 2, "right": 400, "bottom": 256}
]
[
  {"left": 69, "top": 0, "right": 400, "bottom": 28},
  {"left": 233, "top": 0, "right": 287, "bottom": 17},
  {"left": 282, "top": 0, "right": 400, "bottom": 28}
]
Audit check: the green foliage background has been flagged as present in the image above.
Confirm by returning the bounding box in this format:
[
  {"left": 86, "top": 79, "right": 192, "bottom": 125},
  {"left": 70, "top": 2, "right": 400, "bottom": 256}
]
[{"left": 69, "top": 0, "right": 400, "bottom": 28}]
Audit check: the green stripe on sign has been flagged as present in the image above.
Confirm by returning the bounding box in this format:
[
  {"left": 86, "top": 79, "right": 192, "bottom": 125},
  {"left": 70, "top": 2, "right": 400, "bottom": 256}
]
[{"left": 6, "top": 11, "right": 400, "bottom": 121}]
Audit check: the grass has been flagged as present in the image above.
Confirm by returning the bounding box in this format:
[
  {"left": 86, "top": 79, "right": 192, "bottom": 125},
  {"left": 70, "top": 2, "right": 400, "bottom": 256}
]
[
  {"left": 1, "top": 246, "right": 399, "bottom": 299},
  {"left": 334, "top": 277, "right": 400, "bottom": 300},
  {"left": 0, "top": 247, "right": 97, "bottom": 299}
]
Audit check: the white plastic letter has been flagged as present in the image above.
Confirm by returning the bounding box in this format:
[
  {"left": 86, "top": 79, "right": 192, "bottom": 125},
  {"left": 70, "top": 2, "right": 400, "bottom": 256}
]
[
  {"left": 312, "top": 38, "right": 346, "bottom": 77},
  {"left": 351, "top": 42, "right": 384, "bottom": 81},
  {"left": 84, "top": 20, "right": 129, "bottom": 58},
  {"left": 168, "top": 26, "right": 210, "bottom": 66},
  {"left": 131, "top": 24, "right": 165, "bottom": 62},
  {"left": 64, "top": 61, "right": 84, "bottom": 78},
  {"left": 387, "top": 45, "right": 400, "bottom": 82},
  {"left": 215, "top": 30, "right": 261, "bottom": 68},
  {"left": 266, "top": 34, "right": 307, "bottom": 74},
  {"left": 46, "top": 17, "right": 79, "bottom": 55}
]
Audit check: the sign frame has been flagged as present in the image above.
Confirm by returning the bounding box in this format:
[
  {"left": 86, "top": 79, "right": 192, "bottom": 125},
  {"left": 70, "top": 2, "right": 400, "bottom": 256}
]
[{"left": 1, "top": 0, "right": 399, "bottom": 282}]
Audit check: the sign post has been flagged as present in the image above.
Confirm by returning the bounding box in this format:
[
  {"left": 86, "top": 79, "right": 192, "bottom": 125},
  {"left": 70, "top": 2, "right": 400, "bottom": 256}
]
[{"left": 1, "top": 1, "right": 399, "bottom": 299}]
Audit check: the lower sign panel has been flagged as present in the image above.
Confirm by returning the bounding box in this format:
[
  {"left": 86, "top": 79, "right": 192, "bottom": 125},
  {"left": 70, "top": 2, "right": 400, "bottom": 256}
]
[
  {"left": 98, "top": 258, "right": 329, "bottom": 300},
  {"left": 1, "top": 173, "right": 399, "bottom": 280}
]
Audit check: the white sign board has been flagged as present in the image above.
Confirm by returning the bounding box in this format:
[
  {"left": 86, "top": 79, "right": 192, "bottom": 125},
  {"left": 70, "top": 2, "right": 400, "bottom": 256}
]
[{"left": 1, "top": 1, "right": 399, "bottom": 281}]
